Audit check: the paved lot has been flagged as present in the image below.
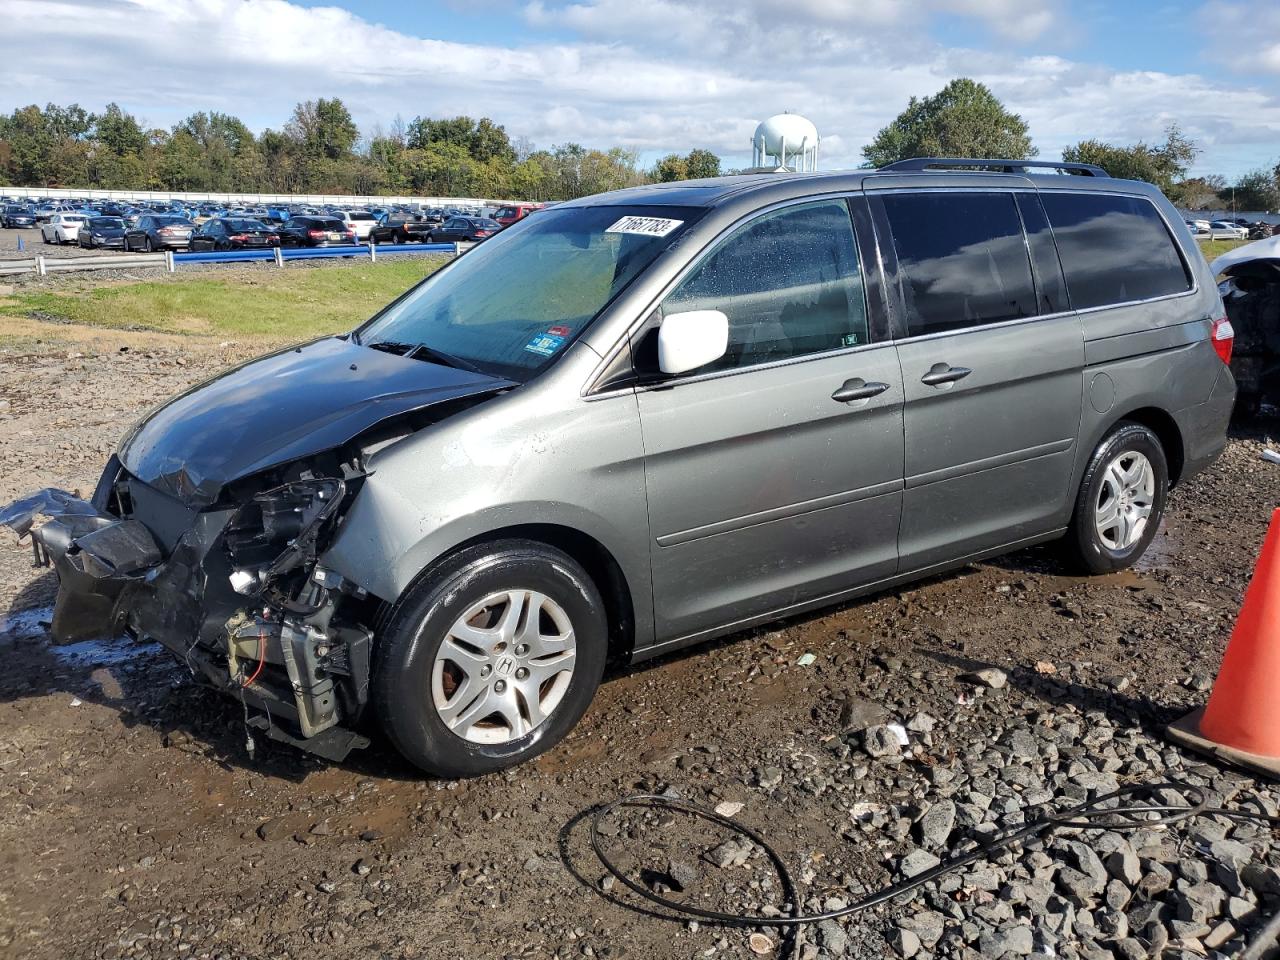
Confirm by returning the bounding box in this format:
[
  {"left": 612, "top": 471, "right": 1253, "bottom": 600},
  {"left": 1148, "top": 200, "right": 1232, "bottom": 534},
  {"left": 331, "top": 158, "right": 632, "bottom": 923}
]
[{"left": 0, "top": 327, "right": 1278, "bottom": 960}]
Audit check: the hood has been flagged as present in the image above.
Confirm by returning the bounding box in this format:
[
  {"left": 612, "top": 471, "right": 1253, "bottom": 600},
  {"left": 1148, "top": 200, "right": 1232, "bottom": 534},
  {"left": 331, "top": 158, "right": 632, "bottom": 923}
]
[
  {"left": 1212, "top": 235, "right": 1280, "bottom": 278},
  {"left": 119, "top": 336, "right": 513, "bottom": 506}
]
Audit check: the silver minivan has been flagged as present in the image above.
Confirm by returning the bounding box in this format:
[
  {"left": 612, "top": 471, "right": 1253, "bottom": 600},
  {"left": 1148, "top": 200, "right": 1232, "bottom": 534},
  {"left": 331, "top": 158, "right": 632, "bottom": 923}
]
[{"left": 4, "top": 159, "right": 1236, "bottom": 776}]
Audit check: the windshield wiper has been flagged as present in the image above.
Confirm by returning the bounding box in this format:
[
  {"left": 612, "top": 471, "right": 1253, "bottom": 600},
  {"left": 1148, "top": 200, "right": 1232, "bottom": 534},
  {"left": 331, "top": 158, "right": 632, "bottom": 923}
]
[
  {"left": 364, "top": 339, "right": 416, "bottom": 356},
  {"left": 409, "top": 344, "right": 487, "bottom": 375},
  {"left": 363, "top": 338, "right": 487, "bottom": 375}
]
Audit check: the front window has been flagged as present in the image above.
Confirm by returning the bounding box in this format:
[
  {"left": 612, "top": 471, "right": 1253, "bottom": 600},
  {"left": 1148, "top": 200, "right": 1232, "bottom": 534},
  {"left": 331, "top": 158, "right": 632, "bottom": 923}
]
[{"left": 358, "top": 204, "right": 704, "bottom": 381}]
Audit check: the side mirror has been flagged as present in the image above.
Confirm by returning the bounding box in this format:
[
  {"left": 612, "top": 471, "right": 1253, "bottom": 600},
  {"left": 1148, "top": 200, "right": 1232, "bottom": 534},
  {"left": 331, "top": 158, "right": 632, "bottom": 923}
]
[{"left": 658, "top": 310, "right": 730, "bottom": 375}]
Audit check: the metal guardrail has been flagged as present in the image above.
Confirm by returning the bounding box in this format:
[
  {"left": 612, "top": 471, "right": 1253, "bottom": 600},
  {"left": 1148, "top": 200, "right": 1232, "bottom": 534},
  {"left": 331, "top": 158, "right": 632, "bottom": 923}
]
[{"left": 0, "top": 242, "right": 469, "bottom": 277}]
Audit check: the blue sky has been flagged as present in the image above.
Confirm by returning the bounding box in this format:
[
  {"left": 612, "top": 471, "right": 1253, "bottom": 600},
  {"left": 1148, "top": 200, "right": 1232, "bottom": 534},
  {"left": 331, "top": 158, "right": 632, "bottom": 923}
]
[{"left": 4, "top": 0, "right": 1280, "bottom": 179}]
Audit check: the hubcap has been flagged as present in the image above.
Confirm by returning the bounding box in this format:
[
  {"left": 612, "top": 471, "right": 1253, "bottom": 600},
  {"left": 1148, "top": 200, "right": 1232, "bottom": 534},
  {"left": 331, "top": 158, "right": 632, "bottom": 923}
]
[
  {"left": 431, "top": 590, "right": 577, "bottom": 745},
  {"left": 1095, "top": 450, "right": 1155, "bottom": 551}
]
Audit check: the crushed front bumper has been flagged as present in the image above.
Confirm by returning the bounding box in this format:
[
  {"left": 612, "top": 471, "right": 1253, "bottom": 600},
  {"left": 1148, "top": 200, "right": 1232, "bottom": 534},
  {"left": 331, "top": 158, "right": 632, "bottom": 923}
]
[{"left": 0, "top": 470, "right": 373, "bottom": 761}]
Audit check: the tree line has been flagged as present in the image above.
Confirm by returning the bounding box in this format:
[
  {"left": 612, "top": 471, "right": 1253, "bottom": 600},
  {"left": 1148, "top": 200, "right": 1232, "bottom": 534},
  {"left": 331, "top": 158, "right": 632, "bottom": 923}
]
[
  {"left": 2, "top": 82, "right": 1278, "bottom": 209},
  {"left": 0, "top": 98, "right": 719, "bottom": 201},
  {"left": 861, "top": 78, "right": 1280, "bottom": 212}
]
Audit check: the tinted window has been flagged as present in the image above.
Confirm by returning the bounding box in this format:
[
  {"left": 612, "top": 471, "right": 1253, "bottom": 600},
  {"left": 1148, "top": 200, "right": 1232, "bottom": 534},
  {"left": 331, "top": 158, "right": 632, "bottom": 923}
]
[
  {"left": 662, "top": 199, "right": 868, "bottom": 372},
  {"left": 226, "top": 219, "right": 267, "bottom": 231},
  {"left": 1015, "top": 194, "right": 1068, "bottom": 315},
  {"left": 881, "top": 192, "right": 1036, "bottom": 336},
  {"left": 1040, "top": 193, "right": 1191, "bottom": 310},
  {"left": 88, "top": 217, "right": 123, "bottom": 229},
  {"left": 153, "top": 216, "right": 190, "bottom": 226}
]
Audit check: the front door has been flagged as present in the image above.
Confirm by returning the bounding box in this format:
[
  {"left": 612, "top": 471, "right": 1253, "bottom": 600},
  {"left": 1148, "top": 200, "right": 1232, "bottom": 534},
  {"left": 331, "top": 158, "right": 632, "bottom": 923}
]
[
  {"left": 869, "top": 189, "right": 1085, "bottom": 570},
  {"left": 637, "top": 198, "right": 905, "bottom": 643}
]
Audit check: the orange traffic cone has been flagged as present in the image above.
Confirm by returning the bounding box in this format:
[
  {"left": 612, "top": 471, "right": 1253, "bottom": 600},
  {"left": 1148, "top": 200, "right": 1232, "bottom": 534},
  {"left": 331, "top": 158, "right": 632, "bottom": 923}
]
[{"left": 1167, "top": 508, "right": 1280, "bottom": 778}]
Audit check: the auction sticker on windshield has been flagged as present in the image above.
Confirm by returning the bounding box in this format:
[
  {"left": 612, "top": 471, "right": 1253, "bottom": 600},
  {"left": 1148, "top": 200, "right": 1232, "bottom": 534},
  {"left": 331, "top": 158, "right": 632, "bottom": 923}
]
[
  {"left": 524, "top": 332, "right": 567, "bottom": 357},
  {"left": 605, "top": 216, "right": 684, "bottom": 237}
]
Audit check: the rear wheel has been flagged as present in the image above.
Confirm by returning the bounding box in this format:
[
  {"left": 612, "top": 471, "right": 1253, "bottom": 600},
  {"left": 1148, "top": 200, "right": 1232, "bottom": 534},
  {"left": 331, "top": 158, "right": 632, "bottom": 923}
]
[
  {"left": 1063, "top": 421, "right": 1168, "bottom": 574},
  {"left": 374, "top": 540, "right": 607, "bottom": 778},
  {"left": 143, "top": 236, "right": 153, "bottom": 252}
]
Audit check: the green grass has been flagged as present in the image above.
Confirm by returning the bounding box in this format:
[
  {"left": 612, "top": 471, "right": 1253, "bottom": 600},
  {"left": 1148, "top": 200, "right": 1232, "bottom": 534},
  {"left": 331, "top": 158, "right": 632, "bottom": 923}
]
[
  {"left": 0, "top": 258, "right": 444, "bottom": 340},
  {"left": 1198, "top": 238, "right": 1250, "bottom": 264}
]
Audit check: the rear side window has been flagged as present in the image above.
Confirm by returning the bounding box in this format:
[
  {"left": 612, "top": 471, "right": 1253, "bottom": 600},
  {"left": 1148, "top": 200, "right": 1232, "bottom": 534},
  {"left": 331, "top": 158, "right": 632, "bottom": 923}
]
[
  {"left": 662, "top": 199, "right": 868, "bottom": 372},
  {"left": 880, "top": 192, "right": 1036, "bottom": 336},
  {"left": 1039, "top": 193, "right": 1191, "bottom": 309}
]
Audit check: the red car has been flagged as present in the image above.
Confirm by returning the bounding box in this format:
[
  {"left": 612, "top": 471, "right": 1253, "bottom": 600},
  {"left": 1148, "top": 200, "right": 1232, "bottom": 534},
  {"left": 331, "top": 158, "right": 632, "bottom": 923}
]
[{"left": 493, "top": 203, "right": 543, "bottom": 228}]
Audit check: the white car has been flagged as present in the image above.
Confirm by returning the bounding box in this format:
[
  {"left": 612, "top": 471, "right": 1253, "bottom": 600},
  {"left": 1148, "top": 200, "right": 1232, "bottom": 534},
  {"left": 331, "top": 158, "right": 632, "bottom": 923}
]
[
  {"left": 337, "top": 210, "right": 377, "bottom": 240},
  {"left": 41, "top": 213, "right": 88, "bottom": 244},
  {"left": 1208, "top": 221, "right": 1249, "bottom": 240}
]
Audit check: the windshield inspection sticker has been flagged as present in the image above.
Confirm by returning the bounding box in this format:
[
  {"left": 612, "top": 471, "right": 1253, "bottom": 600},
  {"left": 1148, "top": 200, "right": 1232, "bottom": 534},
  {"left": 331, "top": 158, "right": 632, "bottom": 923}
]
[
  {"left": 524, "top": 332, "right": 567, "bottom": 357},
  {"left": 605, "top": 215, "right": 684, "bottom": 238}
]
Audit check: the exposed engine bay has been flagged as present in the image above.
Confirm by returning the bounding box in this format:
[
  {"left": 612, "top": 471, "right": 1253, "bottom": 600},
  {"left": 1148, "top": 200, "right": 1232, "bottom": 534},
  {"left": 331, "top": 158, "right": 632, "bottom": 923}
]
[
  {"left": 0, "top": 333, "right": 515, "bottom": 761},
  {"left": 1, "top": 456, "right": 380, "bottom": 760}
]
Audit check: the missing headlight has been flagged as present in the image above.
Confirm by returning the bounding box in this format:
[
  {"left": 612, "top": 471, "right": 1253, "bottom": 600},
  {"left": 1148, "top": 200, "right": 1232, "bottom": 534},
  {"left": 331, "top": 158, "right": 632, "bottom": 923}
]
[{"left": 224, "top": 478, "right": 346, "bottom": 592}]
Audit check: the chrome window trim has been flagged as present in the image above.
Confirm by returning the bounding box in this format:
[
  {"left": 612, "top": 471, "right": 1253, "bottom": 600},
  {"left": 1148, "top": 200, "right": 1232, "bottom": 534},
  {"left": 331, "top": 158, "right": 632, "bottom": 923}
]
[{"left": 580, "top": 191, "right": 873, "bottom": 397}]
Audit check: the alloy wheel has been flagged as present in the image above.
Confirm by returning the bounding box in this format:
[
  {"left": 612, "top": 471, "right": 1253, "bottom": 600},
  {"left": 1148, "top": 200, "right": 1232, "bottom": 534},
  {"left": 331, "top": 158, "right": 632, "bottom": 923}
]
[
  {"left": 431, "top": 589, "right": 577, "bottom": 745},
  {"left": 1095, "top": 450, "right": 1154, "bottom": 551}
]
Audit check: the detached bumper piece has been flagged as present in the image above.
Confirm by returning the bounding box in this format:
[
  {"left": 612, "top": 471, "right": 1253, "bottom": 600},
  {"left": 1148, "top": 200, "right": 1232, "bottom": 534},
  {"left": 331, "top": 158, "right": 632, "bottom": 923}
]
[{"left": 0, "top": 488, "right": 162, "bottom": 641}]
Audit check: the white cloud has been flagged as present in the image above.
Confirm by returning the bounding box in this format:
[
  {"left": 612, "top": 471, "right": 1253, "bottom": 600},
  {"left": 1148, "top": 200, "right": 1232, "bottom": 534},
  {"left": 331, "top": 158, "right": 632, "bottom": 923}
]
[
  {"left": 0, "top": 0, "right": 1277, "bottom": 178},
  {"left": 1199, "top": 1, "right": 1280, "bottom": 75}
]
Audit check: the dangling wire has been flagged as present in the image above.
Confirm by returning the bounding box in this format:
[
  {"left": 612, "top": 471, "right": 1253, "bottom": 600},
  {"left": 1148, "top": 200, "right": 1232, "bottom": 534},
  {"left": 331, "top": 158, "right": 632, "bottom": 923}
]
[{"left": 586, "top": 782, "right": 1280, "bottom": 959}]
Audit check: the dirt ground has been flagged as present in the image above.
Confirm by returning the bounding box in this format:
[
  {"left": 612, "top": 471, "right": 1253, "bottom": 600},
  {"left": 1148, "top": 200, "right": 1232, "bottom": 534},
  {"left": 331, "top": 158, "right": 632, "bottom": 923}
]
[{"left": 1, "top": 324, "right": 1278, "bottom": 960}]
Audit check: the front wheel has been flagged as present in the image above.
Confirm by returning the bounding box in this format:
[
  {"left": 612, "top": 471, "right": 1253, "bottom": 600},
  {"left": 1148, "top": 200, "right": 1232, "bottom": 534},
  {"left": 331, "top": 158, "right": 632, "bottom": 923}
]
[
  {"left": 1063, "top": 422, "right": 1168, "bottom": 574},
  {"left": 374, "top": 540, "right": 607, "bottom": 778}
]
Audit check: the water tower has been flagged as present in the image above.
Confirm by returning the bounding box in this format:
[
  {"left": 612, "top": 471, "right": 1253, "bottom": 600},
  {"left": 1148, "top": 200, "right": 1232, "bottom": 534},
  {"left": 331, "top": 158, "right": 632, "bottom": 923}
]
[{"left": 751, "top": 114, "right": 820, "bottom": 172}]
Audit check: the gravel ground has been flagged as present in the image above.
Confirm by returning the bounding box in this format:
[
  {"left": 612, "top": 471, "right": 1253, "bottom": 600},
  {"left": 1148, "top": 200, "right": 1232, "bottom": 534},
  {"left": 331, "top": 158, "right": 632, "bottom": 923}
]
[{"left": 1, "top": 330, "right": 1279, "bottom": 960}]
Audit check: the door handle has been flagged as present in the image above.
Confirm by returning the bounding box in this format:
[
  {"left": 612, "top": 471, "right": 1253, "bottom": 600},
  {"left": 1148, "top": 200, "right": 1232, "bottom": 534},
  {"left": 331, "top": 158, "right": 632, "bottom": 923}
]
[
  {"left": 920, "top": 363, "right": 973, "bottom": 387},
  {"left": 832, "top": 378, "right": 890, "bottom": 403}
]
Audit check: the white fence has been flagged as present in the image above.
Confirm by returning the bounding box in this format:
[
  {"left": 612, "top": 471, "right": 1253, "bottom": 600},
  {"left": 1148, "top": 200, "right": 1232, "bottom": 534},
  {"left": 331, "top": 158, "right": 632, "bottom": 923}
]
[{"left": 0, "top": 252, "right": 169, "bottom": 276}]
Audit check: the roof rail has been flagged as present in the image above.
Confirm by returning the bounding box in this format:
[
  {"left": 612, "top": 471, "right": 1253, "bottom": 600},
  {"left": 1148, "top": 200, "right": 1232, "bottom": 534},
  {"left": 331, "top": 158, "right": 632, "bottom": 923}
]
[{"left": 877, "top": 157, "right": 1108, "bottom": 177}]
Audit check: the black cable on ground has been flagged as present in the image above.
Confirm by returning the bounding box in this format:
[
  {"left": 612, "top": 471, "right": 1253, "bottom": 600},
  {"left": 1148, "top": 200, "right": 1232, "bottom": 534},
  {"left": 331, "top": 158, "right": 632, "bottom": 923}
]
[{"left": 587, "top": 782, "right": 1280, "bottom": 956}]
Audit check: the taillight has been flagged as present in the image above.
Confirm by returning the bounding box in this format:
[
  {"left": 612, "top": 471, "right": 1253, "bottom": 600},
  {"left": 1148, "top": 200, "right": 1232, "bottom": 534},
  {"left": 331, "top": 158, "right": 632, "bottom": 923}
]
[
  {"left": 230, "top": 234, "right": 248, "bottom": 242},
  {"left": 308, "top": 229, "right": 325, "bottom": 239},
  {"left": 1211, "top": 317, "right": 1234, "bottom": 365}
]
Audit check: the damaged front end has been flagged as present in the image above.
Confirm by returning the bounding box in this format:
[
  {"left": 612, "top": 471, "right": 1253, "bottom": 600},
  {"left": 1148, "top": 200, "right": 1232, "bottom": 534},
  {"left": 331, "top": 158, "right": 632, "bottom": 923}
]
[
  {"left": 2, "top": 334, "right": 515, "bottom": 761},
  {"left": 2, "top": 457, "right": 379, "bottom": 761}
]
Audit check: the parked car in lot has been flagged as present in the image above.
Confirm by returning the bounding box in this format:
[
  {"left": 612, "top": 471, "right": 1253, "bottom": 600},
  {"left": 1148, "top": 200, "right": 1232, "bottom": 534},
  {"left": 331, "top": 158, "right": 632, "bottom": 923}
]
[
  {"left": 336, "top": 210, "right": 378, "bottom": 240},
  {"left": 1, "top": 205, "right": 36, "bottom": 228},
  {"left": 429, "top": 216, "right": 501, "bottom": 243},
  {"left": 123, "top": 214, "right": 195, "bottom": 251},
  {"left": 0, "top": 158, "right": 1237, "bottom": 780},
  {"left": 493, "top": 202, "right": 543, "bottom": 228},
  {"left": 368, "top": 215, "right": 434, "bottom": 244},
  {"left": 277, "top": 216, "right": 356, "bottom": 247},
  {"left": 77, "top": 216, "right": 128, "bottom": 249},
  {"left": 40, "top": 213, "right": 88, "bottom": 244},
  {"left": 1208, "top": 221, "right": 1250, "bottom": 240},
  {"left": 189, "top": 218, "right": 280, "bottom": 251}
]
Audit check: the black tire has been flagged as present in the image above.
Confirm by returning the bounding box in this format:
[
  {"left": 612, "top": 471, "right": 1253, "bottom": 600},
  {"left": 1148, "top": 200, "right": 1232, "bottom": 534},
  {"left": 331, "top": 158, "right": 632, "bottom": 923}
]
[
  {"left": 374, "top": 539, "right": 607, "bottom": 778},
  {"left": 1063, "top": 421, "right": 1169, "bottom": 575},
  {"left": 392, "top": 232, "right": 403, "bottom": 245},
  {"left": 143, "top": 236, "right": 152, "bottom": 252}
]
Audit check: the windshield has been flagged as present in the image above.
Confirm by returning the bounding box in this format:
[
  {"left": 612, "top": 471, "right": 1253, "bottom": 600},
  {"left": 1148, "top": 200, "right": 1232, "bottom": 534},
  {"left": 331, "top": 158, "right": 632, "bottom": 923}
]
[
  {"left": 358, "top": 204, "right": 703, "bottom": 381},
  {"left": 227, "top": 219, "right": 268, "bottom": 231},
  {"left": 88, "top": 217, "right": 123, "bottom": 229}
]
